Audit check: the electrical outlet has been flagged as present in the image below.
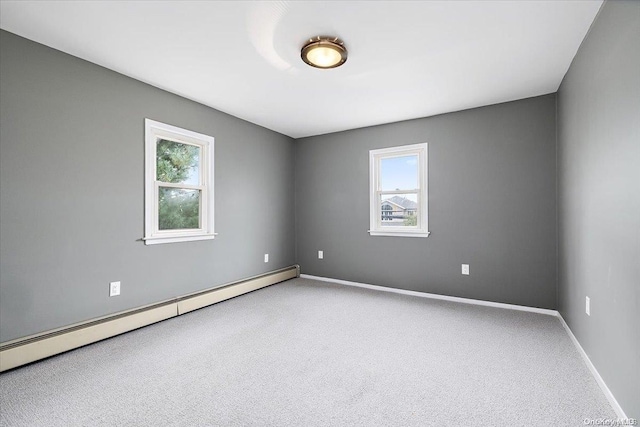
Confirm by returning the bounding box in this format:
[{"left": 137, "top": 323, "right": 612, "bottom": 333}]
[
  {"left": 318, "top": 250, "right": 324, "bottom": 260},
  {"left": 462, "top": 264, "right": 470, "bottom": 275},
  {"left": 109, "top": 281, "right": 121, "bottom": 297},
  {"left": 586, "top": 296, "right": 590, "bottom": 316},
  {"left": 264, "top": 253, "right": 269, "bottom": 263}
]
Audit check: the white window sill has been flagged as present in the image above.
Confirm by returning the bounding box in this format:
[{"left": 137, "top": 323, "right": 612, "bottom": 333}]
[
  {"left": 368, "top": 230, "right": 431, "bottom": 238},
  {"left": 143, "top": 233, "right": 216, "bottom": 245}
]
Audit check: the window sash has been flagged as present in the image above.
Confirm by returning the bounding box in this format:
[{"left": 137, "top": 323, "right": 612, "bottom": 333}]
[
  {"left": 155, "top": 182, "right": 204, "bottom": 191},
  {"left": 153, "top": 139, "right": 208, "bottom": 235},
  {"left": 376, "top": 190, "right": 420, "bottom": 230},
  {"left": 144, "top": 119, "right": 215, "bottom": 244},
  {"left": 155, "top": 138, "right": 203, "bottom": 185},
  {"left": 369, "top": 143, "right": 429, "bottom": 237},
  {"left": 155, "top": 184, "right": 206, "bottom": 233}
]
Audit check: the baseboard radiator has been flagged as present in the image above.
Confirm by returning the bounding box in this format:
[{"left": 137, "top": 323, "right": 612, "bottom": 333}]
[{"left": 0, "top": 265, "right": 299, "bottom": 372}]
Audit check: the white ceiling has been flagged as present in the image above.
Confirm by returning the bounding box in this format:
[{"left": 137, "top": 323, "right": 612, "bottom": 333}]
[{"left": 0, "top": 0, "right": 602, "bottom": 138}]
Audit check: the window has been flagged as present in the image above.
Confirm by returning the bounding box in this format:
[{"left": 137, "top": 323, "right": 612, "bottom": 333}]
[
  {"left": 369, "top": 143, "right": 429, "bottom": 237},
  {"left": 144, "top": 119, "right": 214, "bottom": 245}
]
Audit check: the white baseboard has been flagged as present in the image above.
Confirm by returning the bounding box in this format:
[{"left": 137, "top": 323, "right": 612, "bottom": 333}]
[
  {"left": 300, "top": 273, "right": 628, "bottom": 419},
  {"left": 557, "top": 314, "right": 627, "bottom": 419},
  {"left": 300, "top": 274, "right": 558, "bottom": 316}
]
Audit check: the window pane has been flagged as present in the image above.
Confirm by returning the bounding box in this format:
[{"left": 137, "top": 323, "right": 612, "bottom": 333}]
[
  {"left": 380, "top": 155, "right": 418, "bottom": 191},
  {"left": 156, "top": 139, "right": 200, "bottom": 185},
  {"left": 158, "top": 187, "right": 200, "bottom": 230},
  {"left": 381, "top": 193, "right": 418, "bottom": 227}
]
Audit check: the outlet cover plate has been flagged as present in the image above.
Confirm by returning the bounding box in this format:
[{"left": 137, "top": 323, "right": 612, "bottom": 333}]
[
  {"left": 109, "top": 281, "right": 121, "bottom": 297},
  {"left": 586, "top": 296, "right": 590, "bottom": 316},
  {"left": 462, "top": 264, "right": 470, "bottom": 275}
]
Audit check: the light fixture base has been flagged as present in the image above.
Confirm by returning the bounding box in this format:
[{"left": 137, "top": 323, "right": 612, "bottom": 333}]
[{"left": 301, "top": 36, "right": 348, "bottom": 69}]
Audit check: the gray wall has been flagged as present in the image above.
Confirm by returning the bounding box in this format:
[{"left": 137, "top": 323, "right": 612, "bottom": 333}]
[
  {"left": 557, "top": 0, "right": 639, "bottom": 419},
  {"left": 0, "top": 31, "right": 296, "bottom": 343},
  {"left": 295, "top": 94, "right": 557, "bottom": 309}
]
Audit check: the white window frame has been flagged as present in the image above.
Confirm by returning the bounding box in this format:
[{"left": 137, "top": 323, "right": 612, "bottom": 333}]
[
  {"left": 369, "top": 143, "right": 429, "bottom": 238},
  {"left": 144, "top": 119, "right": 215, "bottom": 245}
]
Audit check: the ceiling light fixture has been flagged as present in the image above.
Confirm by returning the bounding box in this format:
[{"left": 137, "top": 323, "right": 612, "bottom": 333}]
[{"left": 301, "top": 36, "right": 348, "bottom": 69}]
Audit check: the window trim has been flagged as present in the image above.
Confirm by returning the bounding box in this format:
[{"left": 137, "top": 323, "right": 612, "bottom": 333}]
[
  {"left": 144, "top": 119, "right": 215, "bottom": 245},
  {"left": 369, "top": 143, "right": 429, "bottom": 238}
]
